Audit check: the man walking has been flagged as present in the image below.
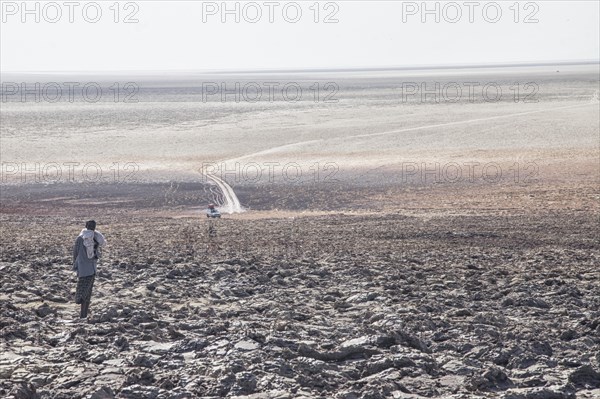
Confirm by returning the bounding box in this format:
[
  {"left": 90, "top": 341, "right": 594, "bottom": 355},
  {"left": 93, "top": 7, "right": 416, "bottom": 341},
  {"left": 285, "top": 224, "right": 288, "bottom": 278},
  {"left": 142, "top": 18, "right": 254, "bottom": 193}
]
[{"left": 72, "top": 220, "right": 106, "bottom": 318}]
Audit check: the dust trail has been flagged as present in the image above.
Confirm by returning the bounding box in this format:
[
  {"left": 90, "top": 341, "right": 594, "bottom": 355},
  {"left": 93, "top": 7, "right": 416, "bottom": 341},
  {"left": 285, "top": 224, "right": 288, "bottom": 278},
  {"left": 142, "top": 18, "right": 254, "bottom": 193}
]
[
  {"left": 202, "top": 101, "right": 596, "bottom": 214},
  {"left": 204, "top": 173, "right": 244, "bottom": 214}
]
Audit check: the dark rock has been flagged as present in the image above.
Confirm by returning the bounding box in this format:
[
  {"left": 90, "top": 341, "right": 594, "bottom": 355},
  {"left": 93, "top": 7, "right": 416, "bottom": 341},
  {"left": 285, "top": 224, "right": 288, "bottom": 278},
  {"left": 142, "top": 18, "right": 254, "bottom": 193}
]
[
  {"left": 131, "top": 355, "right": 158, "bottom": 368},
  {"left": 10, "top": 383, "right": 40, "bottom": 399},
  {"left": 502, "top": 388, "right": 576, "bottom": 399},
  {"left": 559, "top": 329, "right": 577, "bottom": 341},
  {"left": 529, "top": 341, "right": 552, "bottom": 357},
  {"left": 298, "top": 343, "right": 379, "bottom": 362},
  {"left": 119, "top": 384, "right": 159, "bottom": 399},
  {"left": 466, "top": 366, "right": 513, "bottom": 391},
  {"left": 568, "top": 365, "right": 600, "bottom": 388},
  {"left": 231, "top": 372, "right": 257, "bottom": 395},
  {"left": 35, "top": 303, "right": 54, "bottom": 318},
  {"left": 90, "top": 386, "right": 115, "bottom": 399},
  {"left": 114, "top": 335, "right": 130, "bottom": 351}
]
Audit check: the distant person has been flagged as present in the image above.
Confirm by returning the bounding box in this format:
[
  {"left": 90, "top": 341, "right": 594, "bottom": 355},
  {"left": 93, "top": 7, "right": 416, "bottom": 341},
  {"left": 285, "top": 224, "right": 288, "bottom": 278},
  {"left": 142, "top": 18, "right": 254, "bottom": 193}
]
[{"left": 72, "top": 220, "right": 106, "bottom": 318}]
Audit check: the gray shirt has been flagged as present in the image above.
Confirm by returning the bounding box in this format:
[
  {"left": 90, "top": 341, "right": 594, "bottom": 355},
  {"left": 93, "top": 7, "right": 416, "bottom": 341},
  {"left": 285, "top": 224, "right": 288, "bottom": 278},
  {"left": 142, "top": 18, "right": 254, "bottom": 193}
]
[{"left": 72, "top": 232, "right": 105, "bottom": 277}]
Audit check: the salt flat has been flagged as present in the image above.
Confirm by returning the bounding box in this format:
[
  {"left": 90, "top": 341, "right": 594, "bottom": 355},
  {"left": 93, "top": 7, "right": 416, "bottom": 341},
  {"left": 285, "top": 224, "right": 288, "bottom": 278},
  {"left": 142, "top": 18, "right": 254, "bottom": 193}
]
[{"left": 2, "top": 64, "right": 598, "bottom": 187}]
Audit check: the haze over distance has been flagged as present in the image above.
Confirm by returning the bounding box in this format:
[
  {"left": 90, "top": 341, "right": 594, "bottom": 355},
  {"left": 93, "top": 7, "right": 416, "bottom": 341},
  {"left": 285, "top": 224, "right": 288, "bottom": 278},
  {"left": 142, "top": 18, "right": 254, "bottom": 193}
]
[{"left": 1, "top": 1, "right": 598, "bottom": 73}]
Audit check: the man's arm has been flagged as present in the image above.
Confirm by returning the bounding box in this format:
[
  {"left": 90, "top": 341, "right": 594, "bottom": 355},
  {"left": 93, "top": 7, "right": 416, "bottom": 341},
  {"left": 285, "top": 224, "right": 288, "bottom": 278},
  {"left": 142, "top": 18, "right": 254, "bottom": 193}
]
[
  {"left": 94, "top": 232, "right": 107, "bottom": 247},
  {"left": 72, "top": 237, "right": 79, "bottom": 271}
]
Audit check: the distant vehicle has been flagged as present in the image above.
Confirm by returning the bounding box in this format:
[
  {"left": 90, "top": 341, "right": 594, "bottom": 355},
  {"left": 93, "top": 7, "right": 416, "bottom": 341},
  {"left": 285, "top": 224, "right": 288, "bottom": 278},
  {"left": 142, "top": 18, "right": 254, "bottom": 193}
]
[{"left": 206, "top": 203, "right": 221, "bottom": 218}]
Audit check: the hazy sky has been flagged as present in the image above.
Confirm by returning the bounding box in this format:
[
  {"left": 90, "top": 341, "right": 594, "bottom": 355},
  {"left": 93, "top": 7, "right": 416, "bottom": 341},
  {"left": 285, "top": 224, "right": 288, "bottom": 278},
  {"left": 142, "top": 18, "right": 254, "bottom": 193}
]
[{"left": 1, "top": 1, "right": 598, "bottom": 72}]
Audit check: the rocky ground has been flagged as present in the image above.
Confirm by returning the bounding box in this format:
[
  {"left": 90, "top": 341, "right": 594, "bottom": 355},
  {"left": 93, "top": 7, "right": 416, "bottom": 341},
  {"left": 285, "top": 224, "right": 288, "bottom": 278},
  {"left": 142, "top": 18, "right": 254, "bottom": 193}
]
[{"left": 1, "top": 182, "right": 599, "bottom": 399}]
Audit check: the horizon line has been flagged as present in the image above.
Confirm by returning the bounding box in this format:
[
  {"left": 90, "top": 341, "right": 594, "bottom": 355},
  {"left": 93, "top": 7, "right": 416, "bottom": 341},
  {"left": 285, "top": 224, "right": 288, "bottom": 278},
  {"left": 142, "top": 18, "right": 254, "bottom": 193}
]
[{"left": 1, "top": 60, "right": 599, "bottom": 76}]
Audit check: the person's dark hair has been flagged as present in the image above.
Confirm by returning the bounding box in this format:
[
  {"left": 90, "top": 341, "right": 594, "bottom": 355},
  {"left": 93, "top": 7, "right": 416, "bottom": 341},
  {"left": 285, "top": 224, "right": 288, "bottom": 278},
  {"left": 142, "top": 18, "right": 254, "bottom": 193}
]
[{"left": 85, "top": 220, "right": 97, "bottom": 231}]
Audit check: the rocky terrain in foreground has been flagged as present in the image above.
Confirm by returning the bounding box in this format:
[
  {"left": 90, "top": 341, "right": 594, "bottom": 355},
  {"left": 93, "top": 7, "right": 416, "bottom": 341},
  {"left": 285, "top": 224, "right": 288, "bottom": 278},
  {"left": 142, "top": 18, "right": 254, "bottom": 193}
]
[{"left": 1, "top": 206, "right": 599, "bottom": 398}]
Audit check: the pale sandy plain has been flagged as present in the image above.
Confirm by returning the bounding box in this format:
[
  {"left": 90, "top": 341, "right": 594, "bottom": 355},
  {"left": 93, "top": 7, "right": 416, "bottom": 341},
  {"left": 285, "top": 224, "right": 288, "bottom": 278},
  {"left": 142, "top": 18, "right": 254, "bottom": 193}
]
[{"left": 1, "top": 64, "right": 598, "bottom": 189}]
